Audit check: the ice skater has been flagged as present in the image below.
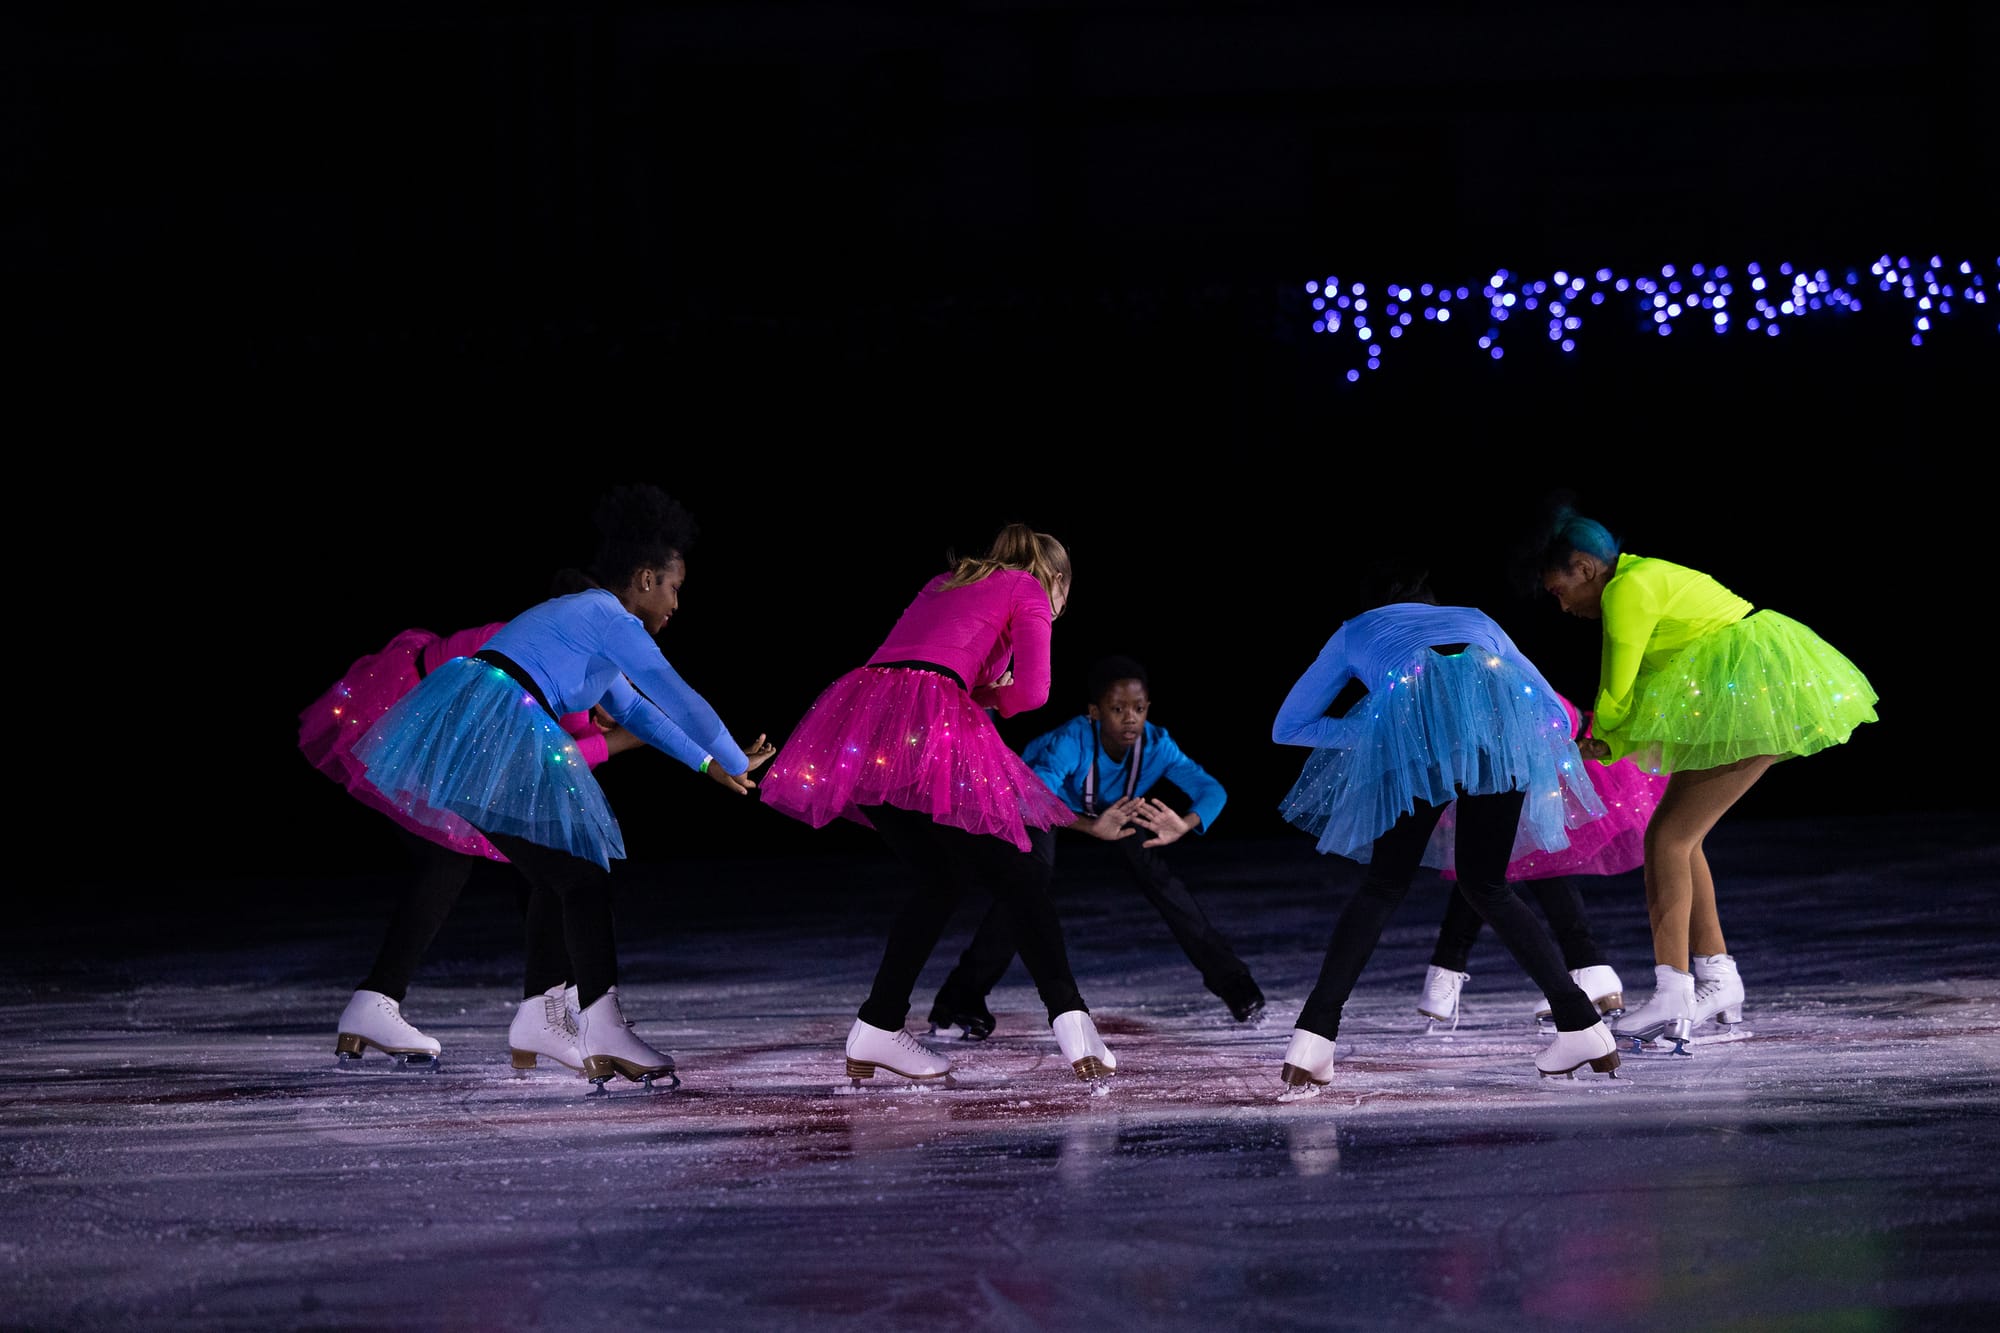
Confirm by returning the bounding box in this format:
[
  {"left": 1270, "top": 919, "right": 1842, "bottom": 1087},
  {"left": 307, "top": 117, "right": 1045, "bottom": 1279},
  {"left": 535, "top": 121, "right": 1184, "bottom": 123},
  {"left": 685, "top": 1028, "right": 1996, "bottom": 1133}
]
[
  {"left": 1270, "top": 558, "right": 1620, "bottom": 1097},
  {"left": 301, "top": 579, "right": 644, "bottom": 1073},
  {"left": 1416, "top": 690, "right": 1666, "bottom": 1030},
  {"left": 759, "top": 522, "right": 1116, "bottom": 1091},
  {"left": 1531, "top": 497, "right": 1879, "bottom": 1052},
  {"left": 926, "top": 653, "right": 1265, "bottom": 1041},
  {"left": 352, "top": 484, "right": 776, "bottom": 1091}
]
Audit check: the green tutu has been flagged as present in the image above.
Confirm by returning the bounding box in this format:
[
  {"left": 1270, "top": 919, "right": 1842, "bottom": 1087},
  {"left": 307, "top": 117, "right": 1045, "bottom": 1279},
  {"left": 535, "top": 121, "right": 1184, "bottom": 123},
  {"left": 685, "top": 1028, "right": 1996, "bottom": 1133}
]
[{"left": 1610, "top": 610, "right": 1879, "bottom": 775}]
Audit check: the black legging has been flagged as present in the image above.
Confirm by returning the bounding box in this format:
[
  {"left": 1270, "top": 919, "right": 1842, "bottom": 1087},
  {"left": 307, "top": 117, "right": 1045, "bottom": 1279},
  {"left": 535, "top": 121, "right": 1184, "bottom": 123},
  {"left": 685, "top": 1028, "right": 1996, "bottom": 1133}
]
[
  {"left": 932, "top": 825, "right": 1255, "bottom": 1011},
  {"left": 859, "top": 804, "right": 1086, "bottom": 1030},
  {"left": 358, "top": 829, "right": 572, "bottom": 1004},
  {"left": 1295, "top": 789, "right": 1599, "bottom": 1038},
  {"left": 1429, "top": 876, "right": 1608, "bottom": 973},
  {"left": 484, "top": 831, "right": 619, "bottom": 1010},
  {"left": 357, "top": 833, "right": 479, "bottom": 1002}
]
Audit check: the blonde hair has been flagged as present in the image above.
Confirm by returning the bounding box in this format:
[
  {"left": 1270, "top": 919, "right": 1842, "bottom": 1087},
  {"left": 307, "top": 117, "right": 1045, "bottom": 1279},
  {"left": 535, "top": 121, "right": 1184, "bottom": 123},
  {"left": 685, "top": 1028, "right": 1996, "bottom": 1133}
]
[{"left": 940, "top": 522, "right": 1071, "bottom": 612}]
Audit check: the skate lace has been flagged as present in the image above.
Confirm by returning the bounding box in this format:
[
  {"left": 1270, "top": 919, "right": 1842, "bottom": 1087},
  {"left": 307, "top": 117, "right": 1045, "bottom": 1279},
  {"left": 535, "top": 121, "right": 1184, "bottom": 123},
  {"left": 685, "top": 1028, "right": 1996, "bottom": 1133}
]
[
  {"left": 542, "top": 993, "right": 578, "bottom": 1035},
  {"left": 893, "top": 1028, "right": 940, "bottom": 1058}
]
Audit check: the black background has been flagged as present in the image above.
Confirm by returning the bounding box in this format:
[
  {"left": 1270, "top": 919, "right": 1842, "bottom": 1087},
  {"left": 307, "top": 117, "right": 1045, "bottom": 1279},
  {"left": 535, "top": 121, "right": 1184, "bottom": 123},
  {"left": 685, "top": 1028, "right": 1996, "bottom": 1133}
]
[{"left": 12, "top": 3, "right": 1991, "bottom": 894}]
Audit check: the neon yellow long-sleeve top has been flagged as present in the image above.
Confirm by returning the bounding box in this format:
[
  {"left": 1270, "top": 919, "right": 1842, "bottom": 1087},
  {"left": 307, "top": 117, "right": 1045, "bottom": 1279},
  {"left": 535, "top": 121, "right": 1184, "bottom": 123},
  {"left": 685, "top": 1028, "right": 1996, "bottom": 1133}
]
[{"left": 1593, "top": 553, "right": 1753, "bottom": 763}]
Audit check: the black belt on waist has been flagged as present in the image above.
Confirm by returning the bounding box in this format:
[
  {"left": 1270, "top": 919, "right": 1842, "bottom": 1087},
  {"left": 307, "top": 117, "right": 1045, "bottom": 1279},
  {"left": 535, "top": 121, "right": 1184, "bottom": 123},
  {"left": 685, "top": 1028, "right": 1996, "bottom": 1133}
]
[
  {"left": 472, "top": 650, "right": 561, "bottom": 722},
  {"left": 871, "top": 659, "right": 968, "bottom": 691}
]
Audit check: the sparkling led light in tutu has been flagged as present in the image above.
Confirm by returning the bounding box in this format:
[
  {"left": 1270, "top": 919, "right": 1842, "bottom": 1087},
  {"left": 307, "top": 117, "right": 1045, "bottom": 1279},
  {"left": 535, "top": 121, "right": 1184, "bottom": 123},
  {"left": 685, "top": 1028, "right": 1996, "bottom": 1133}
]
[{"left": 1304, "top": 252, "right": 1995, "bottom": 381}]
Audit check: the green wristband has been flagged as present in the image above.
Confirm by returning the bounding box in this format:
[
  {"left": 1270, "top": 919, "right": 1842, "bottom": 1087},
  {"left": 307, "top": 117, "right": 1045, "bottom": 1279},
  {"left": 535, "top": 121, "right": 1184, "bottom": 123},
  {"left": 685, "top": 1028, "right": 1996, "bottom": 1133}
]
[{"left": 699, "top": 755, "right": 713, "bottom": 774}]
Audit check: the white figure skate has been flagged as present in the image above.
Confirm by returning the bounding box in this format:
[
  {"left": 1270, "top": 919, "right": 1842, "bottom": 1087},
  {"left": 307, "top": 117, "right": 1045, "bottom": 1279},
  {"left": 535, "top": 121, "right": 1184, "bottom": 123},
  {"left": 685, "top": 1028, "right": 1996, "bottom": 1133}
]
[
  {"left": 1277, "top": 1028, "right": 1338, "bottom": 1102},
  {"left": 1417, "top": 965, "right": 1469, "bottom": 1033},
  {"left": 1535, "top": 964, "right": 1627, "bottom": 1024},
  {"left": 844, "top": 1019, "right": 953, "bottom": 1089},
  {"left": 1535, "top": 1020, "right": 1622, "bottom": 1079},
  {"left": 510, "top": 983, "right": 583, "bottom": 1076},
  {"left": 1612, "top": 965, "right": 1697, "bottom": 1056},
  {"left": 1051, "top": 1010, "right": 1116, "bottom": 1095},
  {"left": 334, "top": 989, "right": 441, "bottom": 1071},
  {"left": 576, "top": 989, "right": 679, "bottom": 1093}
]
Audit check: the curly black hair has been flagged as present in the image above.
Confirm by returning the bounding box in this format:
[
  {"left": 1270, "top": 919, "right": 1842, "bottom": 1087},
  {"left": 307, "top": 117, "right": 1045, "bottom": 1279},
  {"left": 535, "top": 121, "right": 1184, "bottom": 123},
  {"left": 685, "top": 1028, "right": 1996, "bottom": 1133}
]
[
  {"left": 586, "top": 484, "right": 699, "bottom": 588},
  {"left": 1087, "top": 654, "right": 1148, "bottom": 703}
]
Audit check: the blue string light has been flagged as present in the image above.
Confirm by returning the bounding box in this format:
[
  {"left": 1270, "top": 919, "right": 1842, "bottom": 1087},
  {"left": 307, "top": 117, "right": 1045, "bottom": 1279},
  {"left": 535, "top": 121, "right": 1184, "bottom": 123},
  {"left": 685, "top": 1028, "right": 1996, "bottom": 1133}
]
[{"left": 1304, "top": 253, "right": 1995, "bottom": 378}]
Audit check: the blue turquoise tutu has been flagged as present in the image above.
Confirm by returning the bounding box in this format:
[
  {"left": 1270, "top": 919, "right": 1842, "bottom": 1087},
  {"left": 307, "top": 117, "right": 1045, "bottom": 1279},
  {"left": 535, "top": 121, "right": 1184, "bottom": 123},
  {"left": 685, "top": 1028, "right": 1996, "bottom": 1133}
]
[
  {"left": 1278, "top": 648, "right": 1605, "bottom": 865},
  {"left": 352, "top": 656, "right": 626, "bottom": 870},
  {"left": 1607, "top": 610, "right": 1879, "bottom": 774}
]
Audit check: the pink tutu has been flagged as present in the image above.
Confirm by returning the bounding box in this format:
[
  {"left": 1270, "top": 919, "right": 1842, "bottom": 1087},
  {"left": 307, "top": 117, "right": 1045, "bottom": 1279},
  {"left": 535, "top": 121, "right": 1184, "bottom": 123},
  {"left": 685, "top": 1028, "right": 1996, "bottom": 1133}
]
[
  {"left": 759, "top": 665, "right": 1074, "bottom": 852},
  {"left": 298, "top": 628, "right": 509, "bottom": 862},
  {"left": 1437, "top": 694, "right": 1666, "bottom": 881}
]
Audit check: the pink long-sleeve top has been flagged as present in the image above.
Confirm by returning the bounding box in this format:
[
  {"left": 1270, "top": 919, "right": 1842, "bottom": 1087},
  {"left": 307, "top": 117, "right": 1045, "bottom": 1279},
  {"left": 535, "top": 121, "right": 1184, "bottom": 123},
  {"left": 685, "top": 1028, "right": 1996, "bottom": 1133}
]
[
  {"left": 865, "top": 569, "right": 1056, "bottom": 717},
  {"left": 422, "top": 622, "right": 611, "bottom": 768}
]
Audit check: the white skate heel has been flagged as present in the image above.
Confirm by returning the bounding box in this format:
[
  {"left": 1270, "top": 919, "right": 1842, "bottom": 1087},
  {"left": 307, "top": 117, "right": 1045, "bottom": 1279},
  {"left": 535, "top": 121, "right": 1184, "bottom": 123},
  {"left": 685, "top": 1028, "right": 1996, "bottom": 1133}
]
[
  {"left": 1536, "top": 964, "right": 1627, "bottom": 1024},
  {"left": 1278, "top": 1028, "right": 1338, "bottom": 1101},
  {"left": 844, "top": 1019, "right": 953, "bottom": 1087},
  {"left": 1612, "top": 965, "right": 1696, "bottom": 1055},
  {"left": 1691, "top": 953, "right": 1746, "bottom": 1027},
  {"left": 576, "top": 989, "right": 678, "bottom": 1093},
  {"left": 1536, "top": 1020, "right": 1622, "bottom": 1078},
  {"left": 509, "top": 983, "right": 583, "bottom": 1076},
  {"left": 1050, "top": 1010, "right": 1116, "bottom": 1091},
  {"left": 1417, "top": 965, "right": 1468, "bottom": 1032},
  {"left": 334, "top": 989, "right": 441, "bottom": 1071}
]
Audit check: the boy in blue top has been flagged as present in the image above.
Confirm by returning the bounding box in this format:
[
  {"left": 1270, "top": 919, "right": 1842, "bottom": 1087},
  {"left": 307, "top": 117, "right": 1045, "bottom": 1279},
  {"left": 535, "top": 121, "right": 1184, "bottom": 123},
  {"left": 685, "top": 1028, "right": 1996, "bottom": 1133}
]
[{"left": 927, "top": 655, "right": 1266, "bottom": 1040}]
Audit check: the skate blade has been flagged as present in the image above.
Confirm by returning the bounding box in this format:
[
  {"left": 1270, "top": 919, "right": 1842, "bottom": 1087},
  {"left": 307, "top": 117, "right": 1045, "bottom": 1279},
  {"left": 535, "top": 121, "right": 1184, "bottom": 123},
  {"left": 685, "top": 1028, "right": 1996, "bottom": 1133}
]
[
  {"left": 1277, "top": 1062, "right": 1331, "bottom": 1102},
  {"left": 586, "top": 1068, "right": 682, "bottom": 1095},
  {"left": 835, "top": 1072, "right": 958, "bottom": 1094},
  {"left": 1416, "top": 1007, "right": 1461, "bottom": 1035},
  {"left": 334, "top": 1046, "right": 440, "bottom": 1073},
  {"left": 1619, "top": 1034, "right": 1694, "bottom": 1057}
]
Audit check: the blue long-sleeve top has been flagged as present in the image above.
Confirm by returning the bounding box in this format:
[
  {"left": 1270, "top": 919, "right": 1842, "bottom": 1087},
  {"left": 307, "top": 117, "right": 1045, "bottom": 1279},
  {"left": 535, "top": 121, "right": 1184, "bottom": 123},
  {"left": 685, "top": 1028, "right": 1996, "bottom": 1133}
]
[
  {"left": 1022, "top": 714, "right": 1228, "bottom": 833},
  {"left": 483, "top": 589, "right": 750, "bottom": 775},
  {"left": 1272, "top": 602, "right": 1563, "bottom": 749}
]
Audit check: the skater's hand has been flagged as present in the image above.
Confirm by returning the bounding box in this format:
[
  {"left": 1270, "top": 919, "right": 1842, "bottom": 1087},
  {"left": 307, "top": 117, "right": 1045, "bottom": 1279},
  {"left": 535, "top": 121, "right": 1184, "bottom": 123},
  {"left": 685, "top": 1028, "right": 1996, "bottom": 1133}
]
[
  {"left": 1131, "top": 797, "right": 1195, "bottom": 848},
  {"left": 1084, "top": 797, "right": 1142, "bottom": 841},
  {"left": 989, "top": 667, "right": 1014, "bottom": 689},
  {"left": 1578, "top": 737, "right": 1610, "bottom": 761},
  {"left": 705, "top": 734, "right": 778, "bottom": 794},
  {"left": 706, "top": 759, "right": 759, "bottom": 794}
]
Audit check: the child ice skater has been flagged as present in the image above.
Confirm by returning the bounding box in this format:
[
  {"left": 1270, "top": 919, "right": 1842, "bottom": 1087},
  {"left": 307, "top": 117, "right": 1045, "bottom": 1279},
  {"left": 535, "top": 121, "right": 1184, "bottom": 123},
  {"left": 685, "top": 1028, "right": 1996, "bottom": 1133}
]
[
  {"left": 759, "top": 522, "right": 1116, "bottom": 1090},
  {"left": 301, "top": 578, "right": 644, "bottom": 1072},
  {"left": 352, "top": 484, "right": 776, "bottom": 1091},
  {"left": 926, "top": 654, "right": 1266, "bottom": 1041},
  {"left": 1271, "top": 558, "right": 1619, "bottom": 1095},
  {"left": 1532, "top": 498, "right": 1879, "bottom": 1050}
]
